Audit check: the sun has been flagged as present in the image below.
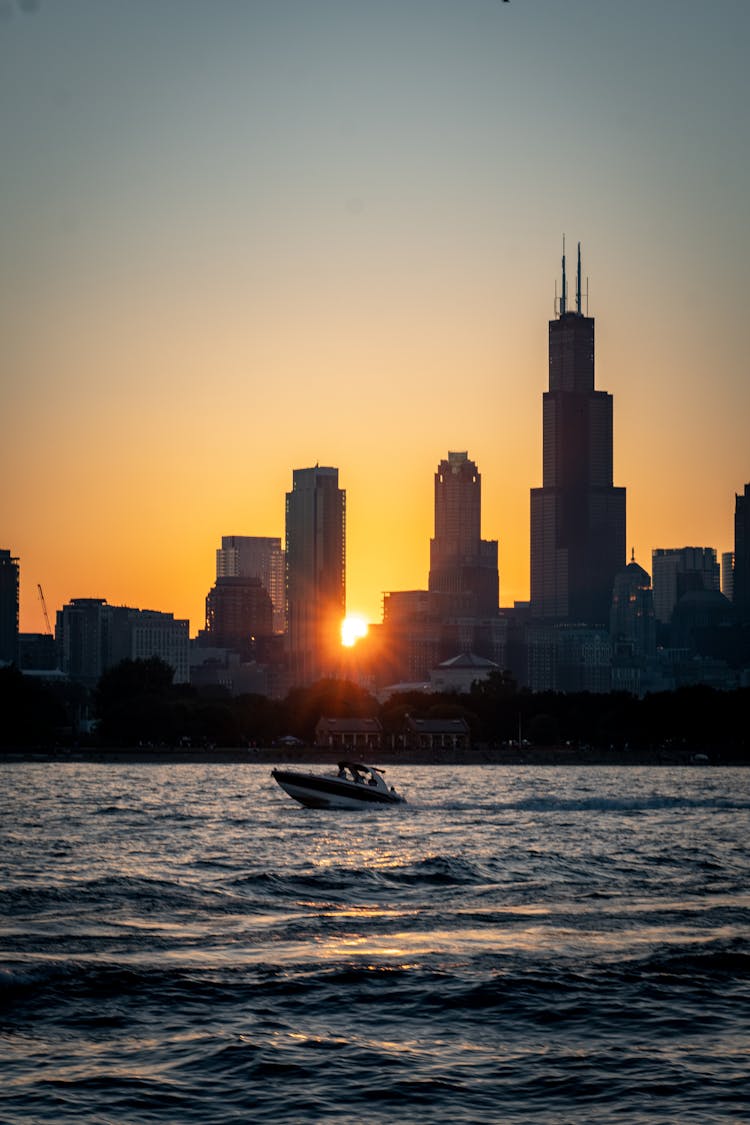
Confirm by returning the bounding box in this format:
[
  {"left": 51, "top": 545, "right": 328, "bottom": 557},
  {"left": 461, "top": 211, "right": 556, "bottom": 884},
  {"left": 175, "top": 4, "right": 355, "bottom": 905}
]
[{"left": 341, "top": 614, "right": 369, "bottom": 648}]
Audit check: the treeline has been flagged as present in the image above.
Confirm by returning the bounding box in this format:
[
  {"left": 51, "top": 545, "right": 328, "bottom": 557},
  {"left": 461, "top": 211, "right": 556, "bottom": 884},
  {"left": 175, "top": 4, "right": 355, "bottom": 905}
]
[{"left": 1, "top": 660, "right": 748, "bottom": 757}]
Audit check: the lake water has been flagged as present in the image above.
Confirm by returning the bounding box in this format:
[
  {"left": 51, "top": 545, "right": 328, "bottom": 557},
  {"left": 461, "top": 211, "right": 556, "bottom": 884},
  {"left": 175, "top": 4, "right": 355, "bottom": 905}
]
[{"left": 1, "top": 762, "right": 749, "bottom": 1123}]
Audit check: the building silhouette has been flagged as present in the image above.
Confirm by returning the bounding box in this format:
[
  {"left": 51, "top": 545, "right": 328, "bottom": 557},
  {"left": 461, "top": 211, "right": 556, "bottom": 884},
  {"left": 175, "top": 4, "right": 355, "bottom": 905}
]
[
  {"left": 376, "top": 451, "right": 504, "bottom": 689},
  {"left": 610, "top": 552, "right": 656, "bottom": 694},
  {"left": 379, "top": 589, "right": 445, "bottom": 687},
  {"left": 734, "top": 483, "right": 750, "bottom": 625},
  {"left": 216, "top": 535, "right": 285, "bottom": 634},
  {"left": 56, "top": 598, "right": 189, "bottom": 685},
  {"left": 530, "top": 243, "right": 626, "bottom": 626},
  {"left": 651, "top": 547, "right": 720, "bottom": 626},
  {"left": 285, "top": 466, "right": 346, "bottom": 687},
  {"left": 0, "top": 549, "right": 20, "bottom": 666},
  {"left": 428, "top": 451, "right": 499, "bottom": 616},
  {"left": 721, "top": 551, "right": 735, "bottom": 603},
  {"left": 204, "top": 576, "right": 274, "bottom": 659}
]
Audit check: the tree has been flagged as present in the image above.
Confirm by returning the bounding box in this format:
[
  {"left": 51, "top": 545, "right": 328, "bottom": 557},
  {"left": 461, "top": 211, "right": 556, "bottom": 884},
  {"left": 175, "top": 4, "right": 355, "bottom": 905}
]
[
  {"left": 95, "top": 657, "right": 178, "bottom": 746},
  {"left": 281, "top": 678, "right": 379, "bottom": 741},
  {"left": 0, "top": 665, "right": 66, "bottom": 747}
]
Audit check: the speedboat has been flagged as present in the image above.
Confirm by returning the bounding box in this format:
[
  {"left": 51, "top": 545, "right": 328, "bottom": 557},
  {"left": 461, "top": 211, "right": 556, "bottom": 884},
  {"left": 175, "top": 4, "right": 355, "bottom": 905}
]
[{"left": 271, "top": 760, "right": 406, "bottom": 809}]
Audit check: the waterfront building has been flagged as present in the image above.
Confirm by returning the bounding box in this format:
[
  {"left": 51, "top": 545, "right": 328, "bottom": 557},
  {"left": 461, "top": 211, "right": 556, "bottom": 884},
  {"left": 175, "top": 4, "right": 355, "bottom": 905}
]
[
  {"left": 285, "top": 466, "right": 346, "bottom": 687},
  {"left": 530, "top": 242, "right": 626, "bottom": 625},
  {"left": 0, "top": 549, "right": 20, "bottom": 666}
]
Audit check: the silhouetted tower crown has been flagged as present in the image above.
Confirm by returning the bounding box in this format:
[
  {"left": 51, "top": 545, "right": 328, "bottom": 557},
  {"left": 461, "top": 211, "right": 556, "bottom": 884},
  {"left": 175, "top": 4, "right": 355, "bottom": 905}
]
[
  {"left": 530, "top": 242, "right": 626, "bottom": 625},
  {"left": 433, "top": 452, "right": 481, "bottom": 556},
  {"left": 550, "top": 242, "right": 595, "bottom": 395}
]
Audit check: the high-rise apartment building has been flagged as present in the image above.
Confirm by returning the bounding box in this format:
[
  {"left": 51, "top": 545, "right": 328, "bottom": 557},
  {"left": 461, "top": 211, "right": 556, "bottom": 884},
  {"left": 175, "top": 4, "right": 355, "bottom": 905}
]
[
  {"left": 530, "top": 243, "right": 626, "bottom": 625},
  {"left": 380, "top": 589, "right": 445, "bottom": 686},
  {"left": 56, "top": 598, "right": 189, "bottom": 684},
  {"left": 721, "top": 551, "right": 735, "bottom": 603},
  {"left": 734, "top": 483, "right": 750, "bottom": 624},
  {"left": 216, "top": 535, "right": 285, "bottom": 633},
  {"left": 428, "top": 452, "right": 499, "bottom": 617},
  {"left": 0, "top": 549, "right": 20, "bottom": 666},
  {"left": 285, "top": 466, "right": 346, "bottom": 687},
  {"left": 651, "top": 547, "right": 720, "bottom": 625},
  {"left": 204, "top": 576, "right": 274, "bottom": 658}
]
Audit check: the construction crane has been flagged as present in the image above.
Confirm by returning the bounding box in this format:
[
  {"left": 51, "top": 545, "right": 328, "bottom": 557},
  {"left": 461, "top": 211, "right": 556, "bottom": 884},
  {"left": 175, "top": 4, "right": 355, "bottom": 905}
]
[{"left": 37, "top": 584, "right": 53, "bottom": 637}]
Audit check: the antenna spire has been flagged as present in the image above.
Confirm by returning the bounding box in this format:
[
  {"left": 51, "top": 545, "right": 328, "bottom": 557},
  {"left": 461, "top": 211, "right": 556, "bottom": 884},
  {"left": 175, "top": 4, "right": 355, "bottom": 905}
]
[
  {"left": 560, "top": 235, "right": 567, "bottom": 316},
  {"left": 576, "top": 242, "right": 582, "bottom": 314}
]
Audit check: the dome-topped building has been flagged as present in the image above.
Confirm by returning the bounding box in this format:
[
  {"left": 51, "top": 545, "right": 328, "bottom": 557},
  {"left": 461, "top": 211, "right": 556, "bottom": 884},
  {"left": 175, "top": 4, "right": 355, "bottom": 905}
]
[{"left": 610, "top": 551, "right": 656, "bottom": 691}]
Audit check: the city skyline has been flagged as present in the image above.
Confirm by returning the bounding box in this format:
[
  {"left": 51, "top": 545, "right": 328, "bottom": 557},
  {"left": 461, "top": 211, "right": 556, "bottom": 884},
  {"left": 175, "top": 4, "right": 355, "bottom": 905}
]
[{"left": 2, "top": 2, "right": 749, "bottom": 636}]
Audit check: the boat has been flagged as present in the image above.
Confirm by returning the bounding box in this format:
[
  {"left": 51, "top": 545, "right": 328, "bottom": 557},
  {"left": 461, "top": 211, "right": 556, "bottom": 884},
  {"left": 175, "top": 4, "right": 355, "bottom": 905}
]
[{"left": 271, "top": 760, "right": 406, "bottom": 809}]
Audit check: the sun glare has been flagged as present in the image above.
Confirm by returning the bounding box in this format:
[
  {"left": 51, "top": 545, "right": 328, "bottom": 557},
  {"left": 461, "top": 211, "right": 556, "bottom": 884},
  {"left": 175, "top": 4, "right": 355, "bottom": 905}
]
[{"left": 341, "top": 614, "right": 369, "bottom": 647}]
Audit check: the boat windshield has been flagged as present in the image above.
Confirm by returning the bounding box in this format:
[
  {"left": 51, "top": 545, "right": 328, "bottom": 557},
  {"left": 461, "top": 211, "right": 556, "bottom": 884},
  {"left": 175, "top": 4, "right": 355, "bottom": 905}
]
[{"left": 336, "top": 761, "right": 384, "bottom": 782}]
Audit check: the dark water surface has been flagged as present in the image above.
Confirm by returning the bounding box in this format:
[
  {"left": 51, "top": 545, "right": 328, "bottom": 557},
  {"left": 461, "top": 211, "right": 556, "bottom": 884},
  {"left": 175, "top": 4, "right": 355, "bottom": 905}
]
[{"left": 2, "top": 763, "right": 749, "bottom": 1123}]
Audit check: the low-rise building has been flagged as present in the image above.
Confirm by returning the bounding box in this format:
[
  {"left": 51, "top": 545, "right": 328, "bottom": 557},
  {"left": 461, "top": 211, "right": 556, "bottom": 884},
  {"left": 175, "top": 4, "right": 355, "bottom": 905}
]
[
  {"left": 315, "top": 716, "right": 383, "bottom": 751},
  {"left": 402, "top": 716, "right": 470, "bottom": 753}
]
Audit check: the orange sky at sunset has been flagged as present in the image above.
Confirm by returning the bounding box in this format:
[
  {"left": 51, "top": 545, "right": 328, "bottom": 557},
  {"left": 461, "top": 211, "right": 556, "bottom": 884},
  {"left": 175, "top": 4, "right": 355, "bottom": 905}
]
[{"left": 2, "top": 1, "right": 749, "bottom": 637}]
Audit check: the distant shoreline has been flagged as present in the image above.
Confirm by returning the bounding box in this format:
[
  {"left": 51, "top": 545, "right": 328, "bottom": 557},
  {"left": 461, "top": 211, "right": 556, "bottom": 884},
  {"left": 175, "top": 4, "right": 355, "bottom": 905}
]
[{"left": 1, "top": 745, "right": 746, "bottom": 767}]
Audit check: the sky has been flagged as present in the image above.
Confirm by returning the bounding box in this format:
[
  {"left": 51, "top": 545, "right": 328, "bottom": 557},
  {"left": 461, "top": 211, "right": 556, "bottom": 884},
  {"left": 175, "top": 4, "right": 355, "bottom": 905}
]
[{"left": 2, "top": 0, "right": 749, "bottom": 637}]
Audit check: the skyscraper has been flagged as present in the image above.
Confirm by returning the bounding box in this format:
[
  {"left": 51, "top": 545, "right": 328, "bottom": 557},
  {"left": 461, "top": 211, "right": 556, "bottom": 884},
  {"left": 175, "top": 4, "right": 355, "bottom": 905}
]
[
  {"left": 428, "top": 452, "right": 499, "bottom": 617},
  {"left": 721, "top": 551, "right": 735, "bottom": 603},
  {"left": 216, "top": 535, "right": 285, "bottom": 634},
  {"left": 651, "top": 547, "right": 720, "bottom": 625},
  {"left": 530, "top": 243, "right": 626, "bottom": 625},
  {"left": 205, "top": 577, "right": 274, "bottom": 658},
  {"left": 733, "top": 483, "right": 750, "bottom": 625},
  {"left": 0, "top": 549, "right": 20, "bottom": 665},
  {"left": 285, "top": 466, "right": 346, "bottom": 687}
]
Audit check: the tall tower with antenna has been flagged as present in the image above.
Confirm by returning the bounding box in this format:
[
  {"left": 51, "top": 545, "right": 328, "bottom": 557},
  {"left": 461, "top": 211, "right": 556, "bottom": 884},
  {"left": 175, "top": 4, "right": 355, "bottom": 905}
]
[{"left": 530, "top": 242, "right": 626, "bottom": 625}]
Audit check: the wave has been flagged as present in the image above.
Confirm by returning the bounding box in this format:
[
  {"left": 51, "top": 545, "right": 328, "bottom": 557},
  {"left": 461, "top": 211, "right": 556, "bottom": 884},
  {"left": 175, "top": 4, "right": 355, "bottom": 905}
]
[
  {"left": 0, "top": 874, "right": 228, "bottom": 918},
  {"left": 3, "top": 936, "right": 746, "bottom": 1008},
  {"left": 499, "top": 794, "right": 750, "bottom": 813},
  {"left": 228, "top": 854, "right": 494, "bottom": 896}
]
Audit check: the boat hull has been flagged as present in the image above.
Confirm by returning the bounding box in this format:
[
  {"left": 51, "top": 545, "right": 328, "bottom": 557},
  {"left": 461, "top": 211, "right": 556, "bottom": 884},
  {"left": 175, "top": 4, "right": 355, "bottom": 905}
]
[{"left": 272, "top": 769, "right": 404, "bottom": 809}]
